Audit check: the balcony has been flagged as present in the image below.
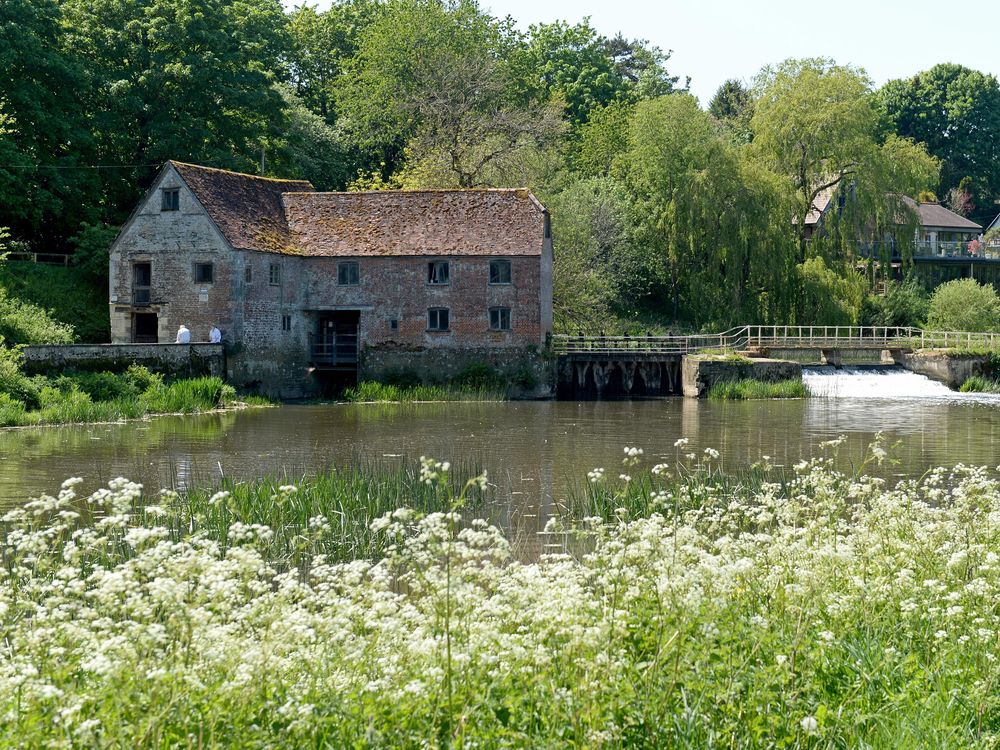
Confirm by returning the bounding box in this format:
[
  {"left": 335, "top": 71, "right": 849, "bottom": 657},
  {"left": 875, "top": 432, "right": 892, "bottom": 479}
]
[{"left": 858, "top": 240, "right": 999, "bottom": 261}]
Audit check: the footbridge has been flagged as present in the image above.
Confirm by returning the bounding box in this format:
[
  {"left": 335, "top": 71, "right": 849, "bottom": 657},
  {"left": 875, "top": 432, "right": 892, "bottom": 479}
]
[{"left": 553, "top": 326, "right": 1000, "bottom": 399}]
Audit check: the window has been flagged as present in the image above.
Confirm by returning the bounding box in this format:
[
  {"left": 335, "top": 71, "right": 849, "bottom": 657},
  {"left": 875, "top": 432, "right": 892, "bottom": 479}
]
[
  {"left": 338, "top": 261, "right": 360, "bottom": 285},
  {"left": 489, "top": 259, "right": 512, "bottom": 285},
  {"left": 489, "top": 307, "right": 511, "bottom": 331},
  {"left": 269, "top": 263, "right": 281, "bottom": 285},
  {"left": 194, "top": 262, "right": 214, "bottom": 284},
  {"left": 389, "top": 318, "right": 399, "bottom": 333},
  {"left": 427, "top": 260, "right": 450, "bottom": 285},
  {"left": 544, "top": 214, "right": 551, "bottom": 239},
  {"left": 427, "top": 308, "right": 449, "bottom": 331},
  {"left": 245, "top": 265, "right": 252, "bottom": 284},
  {"left": 281, "top": 314, "right": 291, "bottom": 332},
  {"left": 133, "top": 262, "right": 151, "bottom": 306},
  {"left": 161, "top": 188, "right": 179, "bottom": 212}
]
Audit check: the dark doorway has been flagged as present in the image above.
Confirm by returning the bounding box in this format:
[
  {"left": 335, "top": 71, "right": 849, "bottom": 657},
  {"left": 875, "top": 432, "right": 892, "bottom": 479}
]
[
  {"left": 133, "top": 312, "right": 158, "bottom": 343},
  {"left": 312, "top": 310, "right": 360, "bottom": 366}
]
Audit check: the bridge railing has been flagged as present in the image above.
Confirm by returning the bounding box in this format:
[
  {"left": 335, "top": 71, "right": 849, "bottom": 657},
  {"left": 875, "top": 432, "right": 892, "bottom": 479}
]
[{"left": 552, "top": 326, "right": 1000, "bottom": 355}]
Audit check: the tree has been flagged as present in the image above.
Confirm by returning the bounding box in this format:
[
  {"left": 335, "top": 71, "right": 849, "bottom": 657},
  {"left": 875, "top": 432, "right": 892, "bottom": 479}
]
[
  {"left": 338, "top": 0, "right": 564, "bottom": 188},
  {"left": 879, "top": 64, "right": 1000, "bottom": 217},
  {"left": 0, "top": 0, "right": 98, "bottom": 249},
  {"left": 707, "top": 79, "right": 753, "bottom": 143},
  {"left": 927, "top": 278, "right": 1000, "bottom": 332},
  {"left": 575, "top": 101, "right": 632, "bottom": 177},
  {"left": 62, "top": 0, "right": 291, "bottom": 224},
  {"left": 750, "top": 59, "right": 938, "bottom": 264},
  {"left": 622, "top": 94, "right": 797, "bottom": 325}
]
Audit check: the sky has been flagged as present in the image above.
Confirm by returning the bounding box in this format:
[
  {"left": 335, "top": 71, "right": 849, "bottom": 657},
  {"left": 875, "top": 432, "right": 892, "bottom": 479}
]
[{"left": 289, "top": 0, "right": 1000, "bottom": 105}]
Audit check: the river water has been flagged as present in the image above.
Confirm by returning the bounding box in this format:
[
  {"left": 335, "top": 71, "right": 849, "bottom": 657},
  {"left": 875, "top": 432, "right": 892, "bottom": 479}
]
[{"left": 3, "top": 367, "right": 1000, "bottom": 524}]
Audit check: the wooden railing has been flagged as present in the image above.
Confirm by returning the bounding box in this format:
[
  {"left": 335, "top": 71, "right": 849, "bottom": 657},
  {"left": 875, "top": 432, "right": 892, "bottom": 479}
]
[{"left": 553, "top": 326, "right": 1000, "bottom": 355}]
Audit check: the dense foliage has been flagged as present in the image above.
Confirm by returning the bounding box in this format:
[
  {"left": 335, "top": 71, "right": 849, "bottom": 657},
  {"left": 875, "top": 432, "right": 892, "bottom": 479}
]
[
  {"left": 5, "top": 448, "right": 1000, "bottom": 745},
  {"left": 3, "top": 0, "right": 989, "bottom": 330},
  {"left": 927, "top": 279, "right": 1000, "bottom": 333}
]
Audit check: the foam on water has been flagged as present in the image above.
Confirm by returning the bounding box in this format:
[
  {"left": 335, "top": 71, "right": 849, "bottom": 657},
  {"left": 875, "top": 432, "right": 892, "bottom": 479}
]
[{"left": 803, "top": 366, "right": 981, "bottom": 400}]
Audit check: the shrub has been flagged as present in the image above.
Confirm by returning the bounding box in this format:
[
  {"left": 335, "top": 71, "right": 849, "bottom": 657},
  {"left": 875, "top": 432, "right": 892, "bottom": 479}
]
[
  {"left": 0, "top": 287, "right": 74, "bottom": 344},
  {"left": 860, "top": 279, "right": 929, "bottom": 327},
  {"left": 927, "top": 278, "right": 1000, "bottom": 332},
  {"left": 959, "top": 375, "right": 1000, "bottom": 393}
]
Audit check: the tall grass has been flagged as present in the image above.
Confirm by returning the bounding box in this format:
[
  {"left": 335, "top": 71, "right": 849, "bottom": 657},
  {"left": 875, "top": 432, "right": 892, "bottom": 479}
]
[
  {"left": 343, "top": 379, "right": 506, "bottom": 402},
  {"left": 959, "top": 374, "right": 1000, "bottom": 393},
  {"left": 707, "top": 377, "right": 807, "bottom": 399}
]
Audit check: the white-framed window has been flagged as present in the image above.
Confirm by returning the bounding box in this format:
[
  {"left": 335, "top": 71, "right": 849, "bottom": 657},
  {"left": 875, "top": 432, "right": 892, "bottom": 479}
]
[
  {"left": 489, "top": 306, "right": 511, "bottom": 331},
  {"left": 161, "top": 188, "right": 180, "bottom": 211},
  {"left": 427, "top": 260, "right": 450, "bottom": 285},
  {"left": 338, "top": 261, "right": 360, "bottom": 285},
  {"left": 489, "top": 259, "right": 512, "bottom": 285},
  {"left": 427, "top": 308, "right": 449, "bottom": 331}
]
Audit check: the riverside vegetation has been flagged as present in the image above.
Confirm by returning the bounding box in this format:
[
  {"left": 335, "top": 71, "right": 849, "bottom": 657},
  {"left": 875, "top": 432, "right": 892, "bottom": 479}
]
[
  {"left": 0, "top": 358, "right": 243, "bottom": 427},
  {"left": 5, "top": 441, "right": 1000, "bottom": 746}
]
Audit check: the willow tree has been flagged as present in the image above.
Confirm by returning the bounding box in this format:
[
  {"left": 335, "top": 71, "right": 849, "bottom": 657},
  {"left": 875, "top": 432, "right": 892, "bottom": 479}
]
[
  {"left": 750, "top": 58, "right": 938, "bottom": 266},
  {"left": 622, "top": 94, "right": 796, "bottom": 326}
]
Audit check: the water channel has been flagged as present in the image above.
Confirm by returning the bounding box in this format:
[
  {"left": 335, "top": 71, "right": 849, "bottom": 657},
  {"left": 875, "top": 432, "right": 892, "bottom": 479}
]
[{"left": 3, "top": 366, "right": 1000, "bottom": 534}]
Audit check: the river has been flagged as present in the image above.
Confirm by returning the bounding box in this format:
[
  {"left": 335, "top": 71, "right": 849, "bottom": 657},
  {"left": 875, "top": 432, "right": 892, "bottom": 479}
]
[{"left": 3, "top": 367, "right": 1000, "bottom": 524}]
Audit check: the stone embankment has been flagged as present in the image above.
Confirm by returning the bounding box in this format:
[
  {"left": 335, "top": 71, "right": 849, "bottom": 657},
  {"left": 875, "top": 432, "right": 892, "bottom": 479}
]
[
  {"left": 681, "top": 356, "right": 802, "bottom": 398},
  {"left": 20, "top": 343, "right": 225, "bottom": 378}
]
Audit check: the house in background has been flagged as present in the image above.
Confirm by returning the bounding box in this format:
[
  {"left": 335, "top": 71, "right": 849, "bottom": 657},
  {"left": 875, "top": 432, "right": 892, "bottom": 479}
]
[
  {"left": 803, "top": 189, "right": 996, "bottom": 289},
  {"left": 108, "top": 161, "right": 553, "bottom": 397},
  {"left": 987, "top": 212, "right": 1000, "bottom": 249}
]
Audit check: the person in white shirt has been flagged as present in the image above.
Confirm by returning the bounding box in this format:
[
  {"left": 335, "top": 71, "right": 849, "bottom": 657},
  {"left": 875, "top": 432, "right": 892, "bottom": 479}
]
[
  {"left": 175, "top": 324, "right": 191, "bottom": 344},
  {"left": 209, "top": 326, "right": 222, "bottom": 344}
]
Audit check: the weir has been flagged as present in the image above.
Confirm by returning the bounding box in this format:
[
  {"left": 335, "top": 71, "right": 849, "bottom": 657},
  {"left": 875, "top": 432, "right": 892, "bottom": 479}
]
[{"left": 802, "top": 366, "right": 961, "bottom": 399}]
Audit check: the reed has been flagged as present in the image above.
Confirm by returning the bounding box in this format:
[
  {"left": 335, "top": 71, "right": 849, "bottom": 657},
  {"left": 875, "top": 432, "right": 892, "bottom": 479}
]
[
  {"left": 707, "top": 377, "right": 807, "bottom": 400},
  {"left": 342, "top": 380, "right": 507, "bottom": 403}
]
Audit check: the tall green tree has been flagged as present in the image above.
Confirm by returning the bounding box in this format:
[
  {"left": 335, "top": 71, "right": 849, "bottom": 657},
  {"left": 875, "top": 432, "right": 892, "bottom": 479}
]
[
  {"left": 62, "top": 0, "right": 291, "bottom": 223},
  {"left": 0, "top": 0, "right": 98, "bottom": 249},
  {"left": 879, "top": 64, "right": 1000, "bottom": 217},
  {"left": 622, "top": 94, "right": 796, "bottom": 325},
  {"left": 339, "top": 0, "right": 564, "bottom": 188},
  {"left": 707, "top": 79, "right": 753, "bottom": 143},
  {"left": 751, "top": 58, "right": 938, "bottom": 264}
]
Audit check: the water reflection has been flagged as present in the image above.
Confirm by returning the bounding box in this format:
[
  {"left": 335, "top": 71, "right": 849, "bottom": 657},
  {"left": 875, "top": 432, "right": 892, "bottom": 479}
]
[{"left": 3, "top": 399, "right": 1000, "bottom": 522}]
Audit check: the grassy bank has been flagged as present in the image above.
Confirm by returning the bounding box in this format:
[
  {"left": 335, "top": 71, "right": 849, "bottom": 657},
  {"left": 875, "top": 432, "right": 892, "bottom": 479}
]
[
  {"left": 707, "top": 377, "right": 807, "bottom": 399},
  {"left": 5, "top": 446, "right": 1000, "bottom": 745},
  {"left": 0, "top": 364, "right": 245, "bottom": 427},
  {"left": 959, "top": 375, "right": 1000, "bottom": 393},
  {"left": 343, "top": 380, "right": 507, "bottom": 402}
]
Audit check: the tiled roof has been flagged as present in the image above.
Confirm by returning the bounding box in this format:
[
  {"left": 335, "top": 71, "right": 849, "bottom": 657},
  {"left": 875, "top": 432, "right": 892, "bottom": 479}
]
[
  {"left": 803, "top": 187, "right": 834, "bottom": 227},
  {"left": 282, "top": 190, "right": 545, "bottom": 257},
  {"left": 901, "top": 196, "right": 983, "bottom": 231},
  {"left": 170, "top": 161, "right": 314, "bottom": 254},
  {"left": 170, "top": 161, "right": 546, "bottom": 257}
]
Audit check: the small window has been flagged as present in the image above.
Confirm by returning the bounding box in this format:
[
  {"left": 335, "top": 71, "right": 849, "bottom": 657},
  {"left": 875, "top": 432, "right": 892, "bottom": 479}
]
[
  {"left": 194, "top": 262, "right": 214, "bottom": 284},
  {"left": 489, "top": 307, "right": 511, "bottom": 331},
  {"left": 543, "top": 214, "right": 551, "bottom": 239},
  {"left": 281, "top": 314, "right": 291, "bottom": 332},
  {"left": 389, "top": 318, "right": 399, "bottom": 333},
  {"left": 338, "top": 261, "right": 360, "bottom": 286},
  {"left": 489, "top": 259, "right": 512, "bottom": 285},
  {"left": 245, "top": 265, "right": 252, "bottom": 284},
  {"left": 427, "top": 260, "right": 450, "bottom": 285},
  {"left": 269, "top": 263, "right": 281, "bottom": 285},
  {"left": 427, "top": 308, "right": 449, "bottom": 331},
  {"left": 133, "top": 262, "right": 151, "bottom": 306},
  {"left": 161, "top": 188, "right": 179, "bottom": 212}
]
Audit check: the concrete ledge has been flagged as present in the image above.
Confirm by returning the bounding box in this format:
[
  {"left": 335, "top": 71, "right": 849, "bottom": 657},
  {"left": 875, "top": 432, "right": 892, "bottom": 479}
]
[
  {"left": 20, "top": 343, "right": 226, "bottom": 378},
  {"left": 893, "top": 351, "right": 993, "bottom": 389},
  {"left": 681, "top": 356, "right": 802, "bottom": 398}
]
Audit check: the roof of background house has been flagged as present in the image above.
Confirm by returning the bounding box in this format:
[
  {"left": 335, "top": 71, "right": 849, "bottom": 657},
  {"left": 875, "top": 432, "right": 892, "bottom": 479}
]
[
  {"left": 901, "top": 196, "right": 983, "bottom": 231},
  {"left": 169, "top": 161, "right": 546, "bottom": 257},
  {"left": 803, "top": 186, "right": 835, "bottom": 227}
]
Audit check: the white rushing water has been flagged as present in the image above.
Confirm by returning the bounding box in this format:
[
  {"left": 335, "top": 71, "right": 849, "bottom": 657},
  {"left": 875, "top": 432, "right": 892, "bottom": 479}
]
[{"left": 803, "top": 366, "right": 973, "bottom": 400}]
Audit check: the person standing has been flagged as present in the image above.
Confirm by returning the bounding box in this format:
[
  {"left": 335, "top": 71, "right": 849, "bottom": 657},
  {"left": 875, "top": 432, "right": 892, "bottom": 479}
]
[
  {"left": 209, "top": 325, "right": 222, "bottom": 344},
  {"left": 175, "top": 324, "right": 191, "bottom": 344}
]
